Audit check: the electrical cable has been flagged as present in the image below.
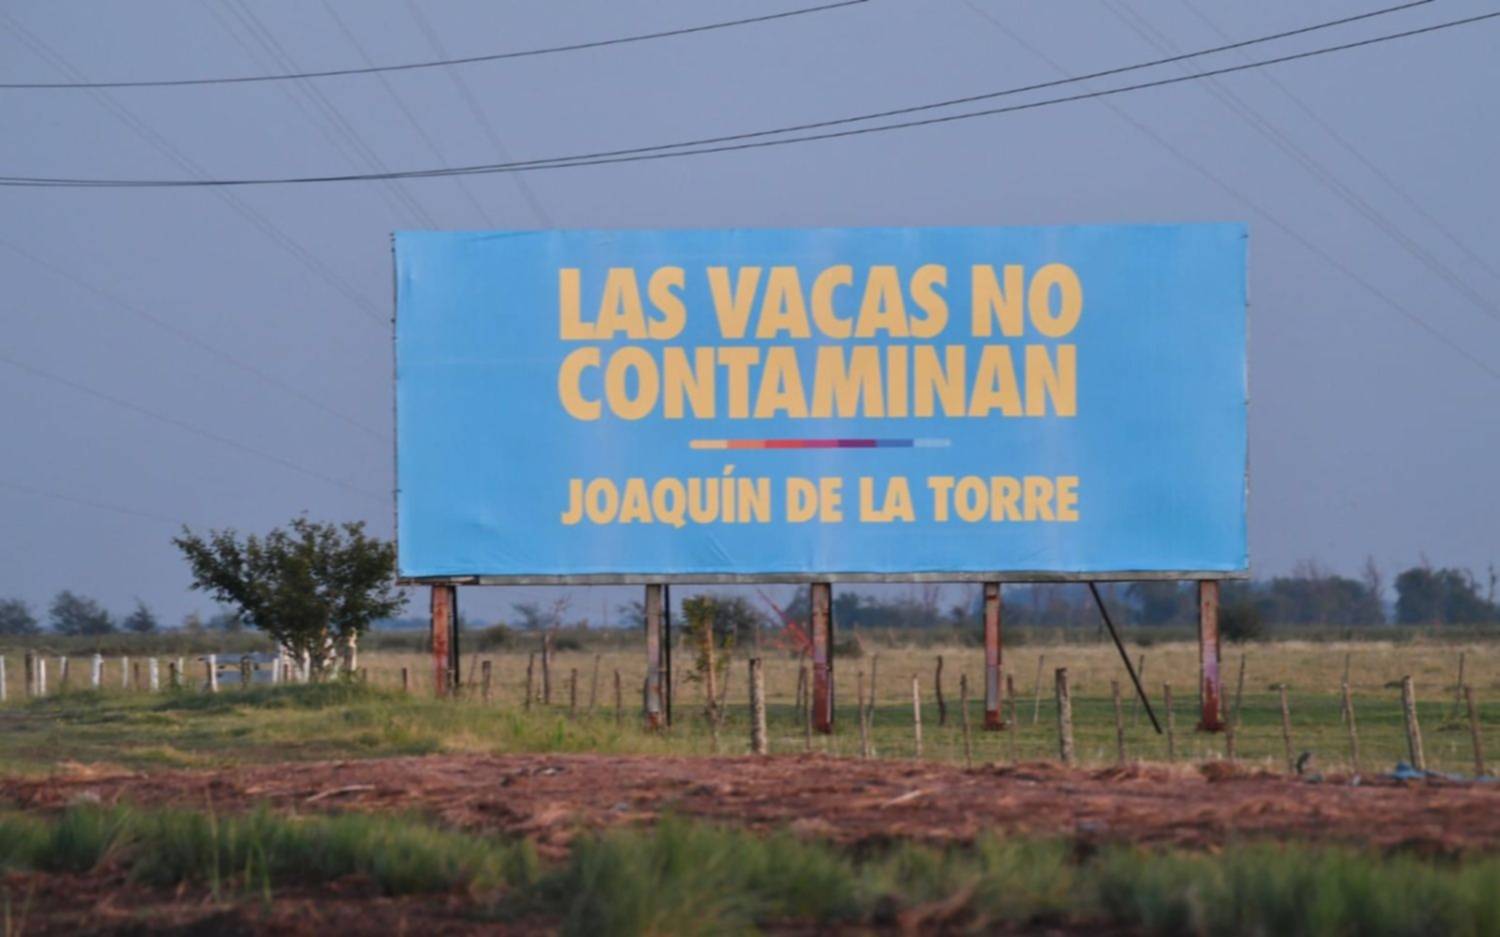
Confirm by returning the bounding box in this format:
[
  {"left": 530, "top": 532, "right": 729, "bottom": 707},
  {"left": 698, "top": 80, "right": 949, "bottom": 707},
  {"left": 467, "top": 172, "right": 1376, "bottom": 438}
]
[
  {"left": 0, "top": 10, "right": 388, "bottom": 324},
  {"left": 4, "top": 7, "right": 1492, "bottom": 188},
  {"left": 0, "top": 236, "right": 390, "bottom": 442},
  {"left": 1107, "top": 1, "right": 1500, "bottom": 325},
  {"left": 0, "top": 1, "right": 869, "bottom": 89},
  {"left": 0, "top": 349, "right": 387, "bottom": 499},
  {"left": 0, "top": 478, "right": 184, "bottom": 525},
  {"left": 960, "top": 0, "right": 1500, "bottom": 384}
]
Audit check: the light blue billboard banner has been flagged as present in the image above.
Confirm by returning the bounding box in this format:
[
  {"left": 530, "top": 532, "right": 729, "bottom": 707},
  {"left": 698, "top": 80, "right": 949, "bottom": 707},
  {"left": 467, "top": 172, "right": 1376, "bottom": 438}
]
[{"left": 395, "top": 224, "right": 1246, "bottom": 580}]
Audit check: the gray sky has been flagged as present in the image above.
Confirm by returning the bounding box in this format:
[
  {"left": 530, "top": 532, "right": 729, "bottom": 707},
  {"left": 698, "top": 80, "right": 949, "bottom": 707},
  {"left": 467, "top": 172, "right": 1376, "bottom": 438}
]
[{"left": 1, "top": 0, "right": 1497, "bottom": 624}]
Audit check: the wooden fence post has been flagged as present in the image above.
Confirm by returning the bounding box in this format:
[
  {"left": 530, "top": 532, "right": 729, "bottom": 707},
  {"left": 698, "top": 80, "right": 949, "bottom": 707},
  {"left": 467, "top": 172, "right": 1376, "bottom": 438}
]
[
  {"left": 1401, "top": 675, "right": 1426, "bottom": 772},
  {"left": 1030, "top": 654, "right": 1046, "bottom": 725},
  {"left": 23, "top": 652, "right": 34, "bottom": 698},
  {"left": 589, "top": 654, "right": 601, "bottom": 711},
  {"left": 121, "top": 656, "right": 130, "bottom": 690},
  {"left": 1111, "top": 679, "right": 1126, "bottom": 765},
  {"left": 525, "top": 653, "right": 536, "bottom": 711},
  {"left": 1449, "top": 651, "right": 1468, "bottom": 722},
  {"left": 168, "top": 660, "right": 179, "bottom": 690},
  {"left": 864, "top": 668, "right": 876, "bottom": 755},
  {"left": 0, "top": 656, "right": 7, "bottom": 702},
  {"left": 1275, "top": 684, "right": 1294, "bottom": 773},
  {"left": 803, "top": 673, "right": 813, "bottom": 753},
  {"left": 794, "top": 663, "right": 807, "bottom": 718},
  {"left": 58, "top": 657, "right": 69, "bottom": 690},
  {"left": 1055, "top": 668, "right": 1075, "bottom": 766},
  {"left": 541, "top": 634, "right": 553, "bottom": 706},
  {"left": 934, "top": 655, "right": 947, "bottom": 727},
  {"left": 1342, "top": 681, "right": 1361, "bottom": 774},
  {"left": 1163, "top": 683, "right": 1176, "bottom": 761},
  {"left": 1465, "top": 686, "right": 1485, "bottom": 777},
  {"left": 1005, "top": 674, "right": 1018, "bottom": 762},
  {"left": 481, "top": 660, "right": 493, "bottom": 703},
  {"left": 400, "top": 666, "right": 410, "bottom": 694},
  {"left": 911, "top": 674, "right": 923, "bottom": 759},
  {"left": 614, "top": 669, "right": 623, "bottom": 725},
  {"left": 960, "top": 673, "right": 973, "bottom": 770},
  {"left": 749, "top": 658, "right": 768, "bottom": 756},
  {"left": 239, "top": 656, "right": 251, "bottom": 688}
]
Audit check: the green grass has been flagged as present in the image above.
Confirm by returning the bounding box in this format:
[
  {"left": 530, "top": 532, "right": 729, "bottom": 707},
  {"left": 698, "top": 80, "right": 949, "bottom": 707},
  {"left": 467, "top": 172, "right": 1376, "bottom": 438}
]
[
  {"left": 0, "top": 807, "right": 1496, "bottom": 935},
  {"left": 0, "top": 674, "right": 1490, "bottom": 777}
]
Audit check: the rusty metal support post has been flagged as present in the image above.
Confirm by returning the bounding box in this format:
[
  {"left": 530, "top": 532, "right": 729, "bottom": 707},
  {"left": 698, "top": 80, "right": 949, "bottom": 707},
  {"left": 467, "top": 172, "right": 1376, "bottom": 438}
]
[
  {"left": 430, "top": 585, "right": 459, "bottom": 698},
  {"left": 983, "top": 581, "right": 1004, "bottom": 730},
  {"left": 662, "top": 584, "right": 673, "bottom": 727},
  {"left": 811, "top": 581, "right": 834, "bottom": 734},
  {"left": 1197, "top": 580, "right": 1224, "bottom": 731},
  {"left": 644, "top": 583, "right": 664, "bottom": 729}
]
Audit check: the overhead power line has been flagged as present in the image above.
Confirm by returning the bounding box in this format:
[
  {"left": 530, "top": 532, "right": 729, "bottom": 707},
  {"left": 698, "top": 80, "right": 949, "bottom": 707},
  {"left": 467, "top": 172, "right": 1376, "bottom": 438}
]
[
  {"left": 0, "top": 0, "right": 869, "bottom": 89},
  {"left": 0, "top": 10, "right": 387, "bottom": 325},
  {"left": 1108, "top": 1, "right": 1500, "bottom": 327},
  {"left": 0, "top": 478, "right": 184, "bottom": 525},
  {"left": 0, "top": 349, "right": 387, "bottom": 500},
  {"left": 961, "top": 1, "right": 1500, "bottom": 386},
  {"left": 0, "top": 236, "right": 390, "bottom": 443},
  {"left": 2, "top": 6, "right": 1492, "bottom": 189}
]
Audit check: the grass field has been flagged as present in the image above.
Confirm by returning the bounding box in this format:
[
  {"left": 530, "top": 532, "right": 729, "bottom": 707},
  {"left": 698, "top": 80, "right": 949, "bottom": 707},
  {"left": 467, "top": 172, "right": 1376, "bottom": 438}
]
[
  {"left": 0, "top": 639, "right": 1493, "bottom": 775},
  {"left": 0, "top": 637, "right": 1495, "bottom": 932},
  {"left": 2, "top": 807, "right": 1497, "bottom": 936}
]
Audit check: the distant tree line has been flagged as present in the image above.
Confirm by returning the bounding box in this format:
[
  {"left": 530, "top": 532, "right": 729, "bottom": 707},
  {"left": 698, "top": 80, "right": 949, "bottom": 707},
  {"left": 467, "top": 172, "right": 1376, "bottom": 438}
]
[
  {"left": 3, "top": 558, "right": 1495, "bottom": 641},
  {"left": 0, "top": 591, "right": 242, "bottom": 637}
]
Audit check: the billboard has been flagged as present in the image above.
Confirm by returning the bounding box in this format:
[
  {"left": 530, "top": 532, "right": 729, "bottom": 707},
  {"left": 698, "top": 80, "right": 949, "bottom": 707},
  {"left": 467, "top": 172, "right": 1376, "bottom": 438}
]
[{"left": 394, "top": 224, "right": 1246, "bottom": 582}]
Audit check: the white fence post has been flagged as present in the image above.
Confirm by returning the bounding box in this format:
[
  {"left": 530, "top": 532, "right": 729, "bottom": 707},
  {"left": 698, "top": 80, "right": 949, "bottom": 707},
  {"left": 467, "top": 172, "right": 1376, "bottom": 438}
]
[
  {"left": 121, "top": 656, "right": 130, "bottom": 690},
  {"left": 206, "top": 655, "right": 219, "bottom": 693},
  {"left": 36, "top": 658, "right": 47, "bottom": 696},
  {"left": 91, "top": 654, "right": 103, "bottom": 688},
  {"left": 0, "top": 655, "right": 7, "bottom": 702},
  {"left": 148, "top": 658, "right": 160, "bottom": 692}
]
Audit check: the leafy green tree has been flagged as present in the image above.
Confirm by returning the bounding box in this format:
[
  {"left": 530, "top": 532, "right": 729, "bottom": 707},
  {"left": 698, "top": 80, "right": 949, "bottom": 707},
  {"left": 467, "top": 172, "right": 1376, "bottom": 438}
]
[
  {"left": 1395, "top": 567, "right": 1499, "bottom": 625},
  {"left": 207, "top": 610, "right": 242, "bottom": 633},
  {"left": 122, "top": 600, "right": 158, "bottom": 634},
  {"left": 174, "top": 518, "right": 405, "bottom": 677},
  {"left": 681, "top": 595, "right": 734, "bottom": 689},
  {"left": 510, "top": 602, "right": 548, "bottom": 631},
  {"left": 49, "top": 590, "right": 114, "bottom": 636},
  {"left": 1127, "top": 581, "right": 1190, "bottom": 627},
  {"left": 0, "top": 599, "right": 39, "bottom": 636}
]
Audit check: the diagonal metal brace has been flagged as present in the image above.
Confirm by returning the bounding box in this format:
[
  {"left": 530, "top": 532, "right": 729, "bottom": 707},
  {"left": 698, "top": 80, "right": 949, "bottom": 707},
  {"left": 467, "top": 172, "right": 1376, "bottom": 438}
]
[{"left": 1088, "top": 582, "right": 1162, "bottom": 735}]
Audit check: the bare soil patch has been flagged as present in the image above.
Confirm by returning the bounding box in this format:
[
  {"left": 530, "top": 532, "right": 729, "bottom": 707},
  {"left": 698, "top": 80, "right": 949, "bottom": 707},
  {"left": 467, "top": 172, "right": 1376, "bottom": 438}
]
[{"left": 4, "top": 753, "right": 1497, "bottom": 858}]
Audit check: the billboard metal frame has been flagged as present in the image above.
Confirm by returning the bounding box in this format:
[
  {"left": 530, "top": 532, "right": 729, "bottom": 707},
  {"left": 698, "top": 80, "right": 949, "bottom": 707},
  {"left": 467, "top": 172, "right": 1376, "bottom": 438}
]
[{"left": 391, "top": 226, "right": 1245, "bottom": 740}]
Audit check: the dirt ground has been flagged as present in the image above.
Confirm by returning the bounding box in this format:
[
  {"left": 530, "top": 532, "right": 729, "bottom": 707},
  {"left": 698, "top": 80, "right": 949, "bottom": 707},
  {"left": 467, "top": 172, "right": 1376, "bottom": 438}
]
[{"left": 5, "top": 753, "right": 1499, "bottom": 858}]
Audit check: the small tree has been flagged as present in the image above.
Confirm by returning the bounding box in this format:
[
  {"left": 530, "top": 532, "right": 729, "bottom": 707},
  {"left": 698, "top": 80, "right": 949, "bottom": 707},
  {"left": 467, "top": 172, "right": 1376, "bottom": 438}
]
[
  {"left": 122, "top": 600, "right": 159, "bottom": 634},
  {"left": 0, "top": 599, "right": 39, "bottom": 636},
  {"left": 174, "top": 518, "right": 405, "bottom": 678},
  {"left": 50, "top": 590, "right": 114, "bottom": 636}
]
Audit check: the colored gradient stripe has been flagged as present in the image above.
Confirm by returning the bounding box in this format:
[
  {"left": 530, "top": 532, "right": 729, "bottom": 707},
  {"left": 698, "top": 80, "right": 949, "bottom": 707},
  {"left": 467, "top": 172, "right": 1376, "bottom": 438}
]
[{"left": 690, "top": 438, "right": 950, "bottom": 451}]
